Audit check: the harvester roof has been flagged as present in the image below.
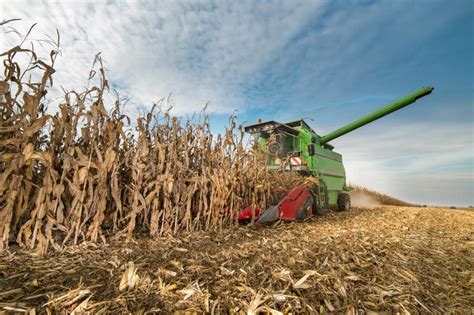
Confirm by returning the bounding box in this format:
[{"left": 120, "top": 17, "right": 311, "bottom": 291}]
[
  {"left": 244, "top": 119, "right": 317, "bottom": 138},
  {"left": 244, "top": 120, "right": 299, "bottom": 136},
  {"left": 285, "top": 119, "right": 315, "bottom": 133}
]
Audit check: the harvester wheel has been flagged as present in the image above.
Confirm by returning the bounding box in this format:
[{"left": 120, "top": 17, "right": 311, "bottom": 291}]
[
  {"left": 313, "top": 182, "right": 328, "bottom": 215},
  {"left": 337, "top": 193, "right": 351, "bottom": 211}
]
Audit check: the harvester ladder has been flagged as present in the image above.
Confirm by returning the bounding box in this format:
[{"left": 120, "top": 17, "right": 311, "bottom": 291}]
[{"left": 318, "top": 181, "right": 329, "bottom": 211}]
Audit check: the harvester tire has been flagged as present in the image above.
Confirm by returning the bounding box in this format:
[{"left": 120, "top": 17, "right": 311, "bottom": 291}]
[{"left": 337, "top": 193, "right": 351, "bottom": 211}]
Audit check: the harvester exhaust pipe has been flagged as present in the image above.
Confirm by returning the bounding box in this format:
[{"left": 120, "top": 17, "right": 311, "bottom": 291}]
[{"left": 319, "top": 87, "right": 434, "bottom": 145}]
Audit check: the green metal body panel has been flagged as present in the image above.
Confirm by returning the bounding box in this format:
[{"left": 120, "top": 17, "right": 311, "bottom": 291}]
[
  {"left": 245, "top": 87, "right": 434, "bottom": 206},
  {"left": 314, "top": 146, "right": 345, "bottom": 205}
]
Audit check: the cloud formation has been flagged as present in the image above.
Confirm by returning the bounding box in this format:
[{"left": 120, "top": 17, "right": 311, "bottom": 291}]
[{"left": 1, "top": 1, "right": 323, "bottom": 115}]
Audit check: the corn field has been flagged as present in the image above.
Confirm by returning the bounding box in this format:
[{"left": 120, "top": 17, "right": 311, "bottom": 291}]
[{"left": 0, "top": 33, "right": 308, "bottom": 255}]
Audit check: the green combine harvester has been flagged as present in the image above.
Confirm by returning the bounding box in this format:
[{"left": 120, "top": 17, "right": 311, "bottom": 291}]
[{"left": 237, "top": 87, "right": 434, "bottom": 224}]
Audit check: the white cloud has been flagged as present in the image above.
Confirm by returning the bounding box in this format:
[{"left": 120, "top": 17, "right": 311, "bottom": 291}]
[{"left": 1, "top": 0, "right": 323, "bottom": 116}]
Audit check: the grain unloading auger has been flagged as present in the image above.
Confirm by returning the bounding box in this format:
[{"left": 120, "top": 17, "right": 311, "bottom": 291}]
[{"left": 237, "top": 87, "right": 434, "bottom": 224}]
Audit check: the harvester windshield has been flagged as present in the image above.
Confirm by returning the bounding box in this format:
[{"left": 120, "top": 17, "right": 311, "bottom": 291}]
[
  {"left": 260, "top": 132, "right": 296, "bottom": 168},
  {"left": 244, "top": 120, "right": 301, "bottom": 169}
]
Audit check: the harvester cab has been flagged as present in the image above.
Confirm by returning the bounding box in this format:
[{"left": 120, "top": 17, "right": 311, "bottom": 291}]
[
  {"left": 238, "top": 87, "right": 434, "bottom": 224},
  {"left": 244, "top": 120, "right": 315, "bottom": 172}
]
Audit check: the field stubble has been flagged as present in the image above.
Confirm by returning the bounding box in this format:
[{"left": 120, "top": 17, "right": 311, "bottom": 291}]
[{"left": 0, "top": 205, "right": 472, "bottom": 313}]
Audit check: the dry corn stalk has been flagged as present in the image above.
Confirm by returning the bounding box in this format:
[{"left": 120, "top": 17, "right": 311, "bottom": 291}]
[{"left": 0, "top": 28, "right": 308, "bottom": 255}]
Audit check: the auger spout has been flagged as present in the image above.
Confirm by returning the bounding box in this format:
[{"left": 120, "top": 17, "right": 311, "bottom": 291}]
[{"left": 319, "top": 87, "right": 434, "bottom": 145}]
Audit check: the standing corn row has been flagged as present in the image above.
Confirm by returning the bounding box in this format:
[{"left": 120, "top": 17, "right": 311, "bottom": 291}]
[{"left": 0, "top": 41, "right": 307, "bottom": 255}]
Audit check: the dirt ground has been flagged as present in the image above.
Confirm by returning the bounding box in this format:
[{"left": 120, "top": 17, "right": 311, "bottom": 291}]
[{"left": 0, "top": 206, "right": 473, "bottom": 314}]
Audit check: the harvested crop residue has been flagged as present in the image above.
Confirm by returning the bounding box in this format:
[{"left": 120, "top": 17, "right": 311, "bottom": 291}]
[{"left": 0, "top": 206, "right": 472, "bottom": 313}]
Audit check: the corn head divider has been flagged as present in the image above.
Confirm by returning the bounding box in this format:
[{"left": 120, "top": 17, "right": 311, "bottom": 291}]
[{"left": 237, "top": 87, "right": 434, "bottom": 224}]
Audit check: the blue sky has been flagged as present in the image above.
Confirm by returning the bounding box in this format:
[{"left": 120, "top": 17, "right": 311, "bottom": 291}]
[{"left": 1, "top": 0, "right": 473, "bottom": 206}]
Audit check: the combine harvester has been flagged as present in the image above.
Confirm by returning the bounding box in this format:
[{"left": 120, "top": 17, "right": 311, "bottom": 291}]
[{"left": 238, "top": 87, "right": 434, "bottom": 224}]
